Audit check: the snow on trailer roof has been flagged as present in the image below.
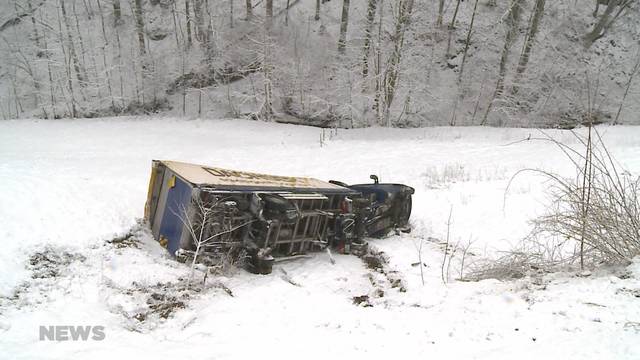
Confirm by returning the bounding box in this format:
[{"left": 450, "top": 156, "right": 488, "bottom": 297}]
[{"left": 158, "top": 160, "right": 353, "bottom": 192}]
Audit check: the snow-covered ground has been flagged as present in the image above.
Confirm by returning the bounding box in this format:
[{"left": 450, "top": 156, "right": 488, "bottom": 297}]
[{"left": 1, "top": 118, "right": 639, "bottom": 359}]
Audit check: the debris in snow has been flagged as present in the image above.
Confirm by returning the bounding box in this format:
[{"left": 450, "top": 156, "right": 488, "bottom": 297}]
[
  {"left": 28, "top": 246, "right": 86, "bottom": 279},
  {"left": 624, "top": 322, "right": 640, "bottom": 333},
  {"left": 352, "top": 295, "right": 372, "bottom": 307},
  {"left": 583, "top": 302, "right": 607, "bottom": 308},
  {"left": 362, "top": 253, "right": 385, "bottom": 271},
  {"left": 107, "top": 225, "right": 145, "bottom": 249},
  {"left": 116, "top": 281, "right": 195, "bottom": 331},
  {"left": 615, "top": 287, "right": 640, "bottom": 298},
  {"left": 360, "top": 248, "right": 407, "bottom": 293},
  {"left": 279, "top": 268, "right": 302, "bottom": 287}
]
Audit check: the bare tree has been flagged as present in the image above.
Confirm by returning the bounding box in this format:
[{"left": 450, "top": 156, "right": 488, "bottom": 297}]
[
  {"left": 261, "top": 7, "right": 274, "bottom": 120},
  {"left": 458, "top": 0, "right": 480, "bottom": 83},
  {"left": 132, "top": 0, "right": 146, "bottom": 55},
  {"left": 449, "top": 0, "right": 462, "bottom": 29},
  {"left": 113, "top": 0, "right": 122, "bottom": 24},
  {"left": 26, "top": 0, "right": 41, "bottom": 48},
  {"left": 441, "top": 207, "right": 452, "bottom": 284},
  {"left": 185, "top": 0, "right": 193, "bottom": 47},
  {"left": 482, "top": 0, "right": 524, "bottom": 125},
  {"left": 41, "top": 11, "right": 57, "bottom": 118},
  {"left": 512, "top": 0, "right": 546, "bottom": 94},
  {"left": 230, "top": 0, "right": 235, "bottom": 28},
  {"left": 437, "top": 0, "right": 446, "bottom": 26},
  {"left": 614, "top": 50, "right": 640, "bottom": 123},
  {"left": 59, "top": 0, "right": 86, "bottom": 87},
  {"left": 337, "top": 0, "right": 350, "bottom": 54},
  {"left": 246, "top": 0, "right": 253, "bottom": 19},
  {"left": 584, "top": 0, "right": 636, "bottom": 48},
  {"left": 266, "top": 0, "right": 273, "bottom": 27},
  {"left": 193, "top": 0, "right": 211, "bottom": 46},
  {"left": 56, "top": 1, "right": 78, "bottom": 117},
  {"left": 362, "top": 0, "right": 378, "bottom": 79},
  {"left": 285, "top": 0, "right": 290, "bottom": 26},
  {"left": 382, "top": 0, "right": 415, "bottom": 124},
  {"left": 445, "top": 0, "right": 463, "bottom": 57}
]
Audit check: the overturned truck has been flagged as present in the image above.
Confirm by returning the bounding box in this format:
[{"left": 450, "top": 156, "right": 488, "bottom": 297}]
[{"left": 144, "top": 160, "right": 414, "bottom": 274}]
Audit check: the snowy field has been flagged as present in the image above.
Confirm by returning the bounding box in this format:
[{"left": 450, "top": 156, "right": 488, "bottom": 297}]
[{"left": 1, "top": 118, "right": 639, "bottom": 359}]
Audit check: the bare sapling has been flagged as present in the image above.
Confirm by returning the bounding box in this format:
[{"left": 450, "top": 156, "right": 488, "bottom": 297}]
[
  {"left": 441, "top": 206, "right": 453, "bottom": 284},
  {"left": 175, "top": 196, "right": 255, "bottom": 288}
]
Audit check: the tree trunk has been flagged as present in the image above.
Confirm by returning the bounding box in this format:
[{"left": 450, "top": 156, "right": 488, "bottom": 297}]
[
  {"left": 194, "top": 0, "right": 207, "bottom": 44},
  {"left": 383, "top": 0, "right": 414, "bottom": 124},
  {"left": 481, "top": 0, "right": 523, "bottom": 125},
  {"left": 262, "top": 0, "right": 274, "bottom": 119},
  {"left": 27, "top": 0, "right": 41, "bottom": 48},
  {"left": 285, "top": 0, "right": 290, "bottom": 26},
  {"left": 246, "top": 0, "right": 252, "bottom": 19},
  {"left": 315, "top": 0, "right": 320, "bottom": 20},
  {"left": 72, "top": 1, "right": 89, "bottom": 85},
  {"left": 133, "top": 0, "right": 146, "bottom": 56},
  {"left": 513, "top": 0, "right": 546, "bottom": 93},
  {"left": 445, "top": 0, "right": 463, "bottom": 57},
  {"left": 437, "top": 0, "right": 445, "bottom": 26},
  {"left": 584, "top": 0, "right": 624, "bottom": 48},
  {"left": 42, "top": 17, "right": 57, "bottom": 118},
  {"left": 362, "top": 0, "right": 378, "bottom": 78},
  {"left": 495, "top": 0, "right": 523, "bottom": 96},
  {"left": 57, "top": 2, "right": 77, "bottom": 117},
  {"left": 449, "top": 0, "right": 462, "bottom": 29},
  {"left": 266, "top": 0, "right": 273, "bottom": 27},
  {"left": 337, "top": 0, "right": 351, "bottom": 54},
  {"left": 458, "top": 0, "right": 479, "bottom": 83},
  {"left": 60, "top": 0, "right": 86, "bottom": 85},
  {"left": 185, "top": 0, "right": 193, "bottom": 47},
  {"left": 113, "top": 0, "right": 122, "bottom": 24},
  {"left": 373, "top": 0, "right": 385, "bottom": 123}
]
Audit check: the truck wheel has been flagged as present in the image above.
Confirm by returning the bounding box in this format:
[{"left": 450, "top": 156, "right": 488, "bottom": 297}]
[{"left": 246, "top": 250, "right": 274, "bottom": 275}]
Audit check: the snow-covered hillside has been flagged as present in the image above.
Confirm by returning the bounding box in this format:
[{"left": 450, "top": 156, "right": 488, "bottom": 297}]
[
  {"left": 1, "top": 1, "right": 639, "bottom": 127},
  {"left": 1, "top": 118, "right": 639, "bottom": 359}
]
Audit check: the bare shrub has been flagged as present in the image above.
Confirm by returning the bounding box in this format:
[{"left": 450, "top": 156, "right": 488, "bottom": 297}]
[
  {"left": 470, "top": 126, "right": 639, "bottom": 282},
  {"left": 509, "top": 127, "right": 640, "bottom": 269}
]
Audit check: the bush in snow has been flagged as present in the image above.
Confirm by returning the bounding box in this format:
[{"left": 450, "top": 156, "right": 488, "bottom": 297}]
[{"left": 513, "top": 126, "right": 640, "bottom": 270}]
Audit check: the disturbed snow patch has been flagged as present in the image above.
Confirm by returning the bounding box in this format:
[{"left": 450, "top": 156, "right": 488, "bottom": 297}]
[
  {"left": 0, "top": 245, "right": 88, "bottom": 311},
  {"left": 0, "top": 222, "right": 235, "bottom": 333}
]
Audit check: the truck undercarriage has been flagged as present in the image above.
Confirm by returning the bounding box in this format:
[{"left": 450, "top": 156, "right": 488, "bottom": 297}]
[{"left": 145, "top": 161, "right": 414, "bottom": 274}]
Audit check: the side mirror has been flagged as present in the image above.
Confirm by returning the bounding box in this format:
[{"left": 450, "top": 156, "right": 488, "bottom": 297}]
[{"left": 370, "top": 175, "right": 379, "bottom": 184}]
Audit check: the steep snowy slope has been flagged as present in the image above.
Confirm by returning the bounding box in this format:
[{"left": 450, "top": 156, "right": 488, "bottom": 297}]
[{"left": 1, "top": 1, "right": 639, "bottom": 126}]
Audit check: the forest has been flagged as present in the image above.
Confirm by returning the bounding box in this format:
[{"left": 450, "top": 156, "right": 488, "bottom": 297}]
[{"left": 0, "top": 0, "right": 639, "bottom": 127}]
